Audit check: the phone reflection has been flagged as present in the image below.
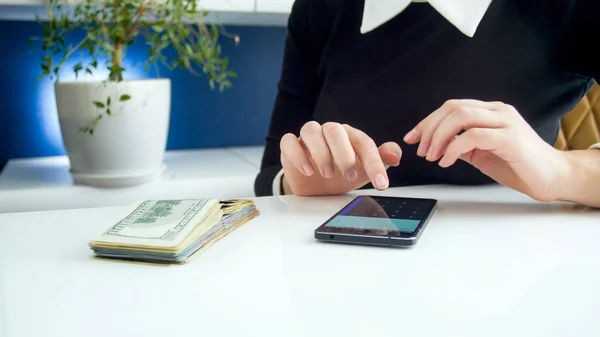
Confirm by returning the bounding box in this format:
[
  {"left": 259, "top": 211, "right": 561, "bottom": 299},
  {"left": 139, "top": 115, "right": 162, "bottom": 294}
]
[{"left": 323, "top": 196, "right": 431, "bottom": 236}]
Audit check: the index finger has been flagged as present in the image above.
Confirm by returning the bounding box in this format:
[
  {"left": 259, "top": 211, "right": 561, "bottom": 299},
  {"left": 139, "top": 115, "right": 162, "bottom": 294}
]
[
  {"left": 343, "top": 124, "right": 389, "bottom": 190},
  {"left": 403, "top": 99, "right": 501, "bottom": 146}
]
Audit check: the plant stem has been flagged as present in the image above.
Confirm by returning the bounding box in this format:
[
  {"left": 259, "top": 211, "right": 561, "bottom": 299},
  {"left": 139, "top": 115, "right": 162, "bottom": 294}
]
[
  {"left": 110, "top": 0, "right": 123, "bottom": 82},
  {"left": 111, "top": 43, "right": 123, "bottom": 81},
  {"left": 126, "top": 0, "right": 150, "bottom": 36},
  {"left": 56, "top": 37, "right": 88, "bottom": 74}
]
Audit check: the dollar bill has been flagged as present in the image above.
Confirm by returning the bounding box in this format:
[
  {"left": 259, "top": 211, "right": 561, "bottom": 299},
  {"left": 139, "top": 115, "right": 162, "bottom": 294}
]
[
  {"left": 89, "top": 199, "right": 259, "bottom": 263},
  {"left": 90, "top": 199, "right": 220, "bottom": 249}
]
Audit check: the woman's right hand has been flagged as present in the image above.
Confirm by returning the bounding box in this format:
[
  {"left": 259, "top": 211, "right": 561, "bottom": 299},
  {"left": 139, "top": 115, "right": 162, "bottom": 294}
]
[{"left": 279, "top": 121, "right": 402, "bottom": 196}]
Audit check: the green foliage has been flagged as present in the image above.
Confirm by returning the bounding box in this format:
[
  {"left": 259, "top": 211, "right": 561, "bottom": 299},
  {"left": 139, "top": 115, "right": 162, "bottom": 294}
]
[{"left": 33, "top": 0, "right": 239, "bottom": 134}]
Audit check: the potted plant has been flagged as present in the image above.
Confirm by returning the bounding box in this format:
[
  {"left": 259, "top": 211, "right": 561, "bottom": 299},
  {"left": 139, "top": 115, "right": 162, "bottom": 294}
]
[{"left": 32, "top": 0, "right": 238, "bottom": 187}]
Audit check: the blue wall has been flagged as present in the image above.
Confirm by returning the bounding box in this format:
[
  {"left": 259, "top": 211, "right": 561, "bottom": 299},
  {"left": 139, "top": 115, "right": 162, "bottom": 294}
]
[{"left": 0, "top": 20, "right": 288, "bottom": 169}]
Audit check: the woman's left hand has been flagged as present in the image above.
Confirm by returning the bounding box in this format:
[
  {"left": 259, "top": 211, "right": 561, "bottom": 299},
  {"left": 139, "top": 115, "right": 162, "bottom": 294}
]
[{"left": 403, "top": 99, "right": 569, "bottom": 202}]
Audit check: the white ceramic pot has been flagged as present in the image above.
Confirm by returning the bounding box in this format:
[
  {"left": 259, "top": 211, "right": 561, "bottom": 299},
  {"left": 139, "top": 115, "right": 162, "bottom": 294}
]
[{"left": 55, "top": 79, "right": 171, "bottom": 187}]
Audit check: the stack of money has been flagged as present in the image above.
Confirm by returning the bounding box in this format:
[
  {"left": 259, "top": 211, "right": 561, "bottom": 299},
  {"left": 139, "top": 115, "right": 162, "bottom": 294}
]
[{"left": 89, "top": 199, "right": 259, "bottom": 263}]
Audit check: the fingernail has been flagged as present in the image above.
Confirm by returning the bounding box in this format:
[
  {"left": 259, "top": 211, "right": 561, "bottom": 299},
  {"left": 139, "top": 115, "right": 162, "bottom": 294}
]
[
  {"left": 417, "top": 144, "right": 427, "bottom": 157},
  {"left": 426, "top": 147, "right": 435, "bottom": 161},
  {"left": 404, "top": 129, "right": 416, "bottom": 142},
  {"left": 345, "top": 168, "right": 358, "bottom": 181},
  {"left": 323, "top": 165, "right": 334, "bottom": 178},
  {"left": 439, "top": 157, "right": 449, "bottom": 168},
  {"left": 302, "top": 163, "right": 314, "bottom": 176},
  {"left": 375, "top": 173, "right": 388, "bottom": 190}
]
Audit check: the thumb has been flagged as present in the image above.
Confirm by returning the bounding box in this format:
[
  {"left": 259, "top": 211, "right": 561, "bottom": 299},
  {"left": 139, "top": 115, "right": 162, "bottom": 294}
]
[{"left": 378, "top": 142, "right": 402, "bottom": 168}]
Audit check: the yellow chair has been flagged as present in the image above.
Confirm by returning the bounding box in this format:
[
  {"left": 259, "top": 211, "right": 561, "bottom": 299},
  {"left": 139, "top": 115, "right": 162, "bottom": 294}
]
[{"left": 555, "top": 83, "right": 600, "bottom": 150}]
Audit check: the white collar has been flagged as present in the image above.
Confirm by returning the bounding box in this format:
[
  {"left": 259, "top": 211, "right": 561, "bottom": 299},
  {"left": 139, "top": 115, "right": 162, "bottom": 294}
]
[{"left": 361, "top": 0, "right": 493, "bottom": 37}]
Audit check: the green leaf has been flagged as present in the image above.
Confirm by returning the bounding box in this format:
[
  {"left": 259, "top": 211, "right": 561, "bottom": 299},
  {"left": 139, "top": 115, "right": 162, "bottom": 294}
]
[
  {"left": 185, "top": 43, "right": 193, "bottom": 55},
  {"left": 85, "top": 68, "right": 92, "bottom": 75},
  {"left": 211, "top": 25, "right": 218, "bottom": 40},
  {"left": 119, "top": 94, "right": 131, "bottom": 101},
  {"left": 101, "top": 42, "right": 114, "bottom": 52},
  {"left": 73, "top": 63, "right": 83, "bottom": 78},
  {"left": 106, "top": 108, "right": 111, "bottom": 115},
  {"left": 90, "top": 60, "right": 98, "bottom": 68},
  {"left": 92, "top": 101, "right": 105, "bottom": 108},
  {"left": 107, "top": 96, "right": 111, "bottom": 105},
  {"left": 152, "top": 24, "right": 164, "bottom": 33}
]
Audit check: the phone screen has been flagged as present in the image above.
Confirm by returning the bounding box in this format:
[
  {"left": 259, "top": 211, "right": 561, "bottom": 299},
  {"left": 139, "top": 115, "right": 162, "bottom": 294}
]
[{"left": 318, "top": 195, "right": 437, "bottom": 237}]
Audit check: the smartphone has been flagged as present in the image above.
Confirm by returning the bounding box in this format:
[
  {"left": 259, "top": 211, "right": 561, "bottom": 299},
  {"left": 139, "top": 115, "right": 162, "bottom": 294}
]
[{"left": 314, "top": 195, "right": 438, "bottom": 247}]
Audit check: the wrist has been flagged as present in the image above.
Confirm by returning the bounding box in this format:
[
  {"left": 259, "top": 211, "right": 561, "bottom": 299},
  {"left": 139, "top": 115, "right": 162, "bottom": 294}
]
[{"left": 552, "top": 149, "right": 578, "bottom": 202}]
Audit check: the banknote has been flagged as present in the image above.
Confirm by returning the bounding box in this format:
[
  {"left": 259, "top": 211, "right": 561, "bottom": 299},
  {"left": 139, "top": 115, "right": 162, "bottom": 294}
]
[
  {"left": 90, "top": 199, "right": 220, "bottom": 248},
  {"left": 89, "top": 199, "right": 259, "bottom": 263}
]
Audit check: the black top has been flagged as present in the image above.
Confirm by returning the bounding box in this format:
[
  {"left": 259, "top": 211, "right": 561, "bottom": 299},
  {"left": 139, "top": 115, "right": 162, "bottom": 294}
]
[{"left": 254, "top": 0, "right": 600, "bottom": 196}]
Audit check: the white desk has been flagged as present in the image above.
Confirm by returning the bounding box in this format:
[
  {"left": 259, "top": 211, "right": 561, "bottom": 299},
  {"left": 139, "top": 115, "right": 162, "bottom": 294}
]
[
  {"left": 0, "top": 146, "right": 264, "bottom": 190},
  {"left": 1, "top": 185, "right": 599, "bottom": 337},
  {"left": 0, "top": 146, "right": 265, "bottom": 213}
]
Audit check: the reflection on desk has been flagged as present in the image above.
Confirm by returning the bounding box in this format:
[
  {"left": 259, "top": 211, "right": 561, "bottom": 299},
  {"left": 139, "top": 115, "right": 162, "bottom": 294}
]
[
  {"left": 0, "top": 146, "right": 264, "bottom": 213},
  {"left": 0, "top": 147, "right": 264, "bottom": 190},
  {"left": 0, "top": 184, "right": 599, "bottom": 337}
]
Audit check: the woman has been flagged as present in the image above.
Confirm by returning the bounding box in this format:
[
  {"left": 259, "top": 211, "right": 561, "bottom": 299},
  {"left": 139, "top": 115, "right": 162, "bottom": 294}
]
[{"left": 254, "top": 0, "right": 600, "bottom": 207}]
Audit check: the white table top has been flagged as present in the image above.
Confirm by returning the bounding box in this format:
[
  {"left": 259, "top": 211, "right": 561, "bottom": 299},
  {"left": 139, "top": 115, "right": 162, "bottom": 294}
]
[
  {"left": 1, "top": 184, "right": 599, "bottom": 337},
  {"left": 0, "top": 146, "right": 264, "bottom": 190},
  {"left": 0, "top": 146, "right": 264, "bottom": 213}
]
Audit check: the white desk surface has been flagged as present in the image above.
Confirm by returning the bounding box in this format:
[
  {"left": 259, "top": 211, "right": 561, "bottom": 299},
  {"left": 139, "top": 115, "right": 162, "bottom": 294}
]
[
  {"left": 0, "top": 146, "right": 265, "bottom": 214},
  {"left": 1, "top": 185, "right": 599, "bottom": 337},
  {"left": 0, "top": 146, "right": 264, "bottom": 190}
]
